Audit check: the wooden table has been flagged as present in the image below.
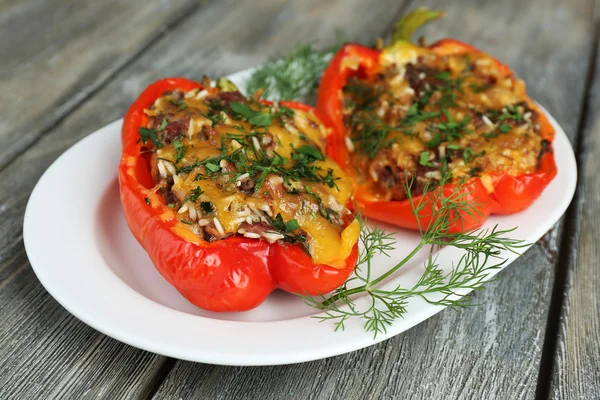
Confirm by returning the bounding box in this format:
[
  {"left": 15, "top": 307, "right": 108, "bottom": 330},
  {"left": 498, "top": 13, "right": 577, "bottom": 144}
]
[{"left": 1, "top": 0, "right": 598, "bottom": 398}]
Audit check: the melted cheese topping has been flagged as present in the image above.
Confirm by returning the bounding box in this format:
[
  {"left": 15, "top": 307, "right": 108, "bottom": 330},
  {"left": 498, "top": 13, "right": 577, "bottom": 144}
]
[
  {"left": 145, "top": 88, "right": 358, "bottom": 267},
  {"left": 343, "top": 43, "right": 547, "bottom": 201}
]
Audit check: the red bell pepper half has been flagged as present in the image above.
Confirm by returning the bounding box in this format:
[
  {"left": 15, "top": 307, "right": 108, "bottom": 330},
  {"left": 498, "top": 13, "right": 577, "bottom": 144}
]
[
  {"left": 119, "top": 77, "right": 358, "bottom": 312},
  {"left": 317, "top": 8, "right": 557, "bottom": 233}
]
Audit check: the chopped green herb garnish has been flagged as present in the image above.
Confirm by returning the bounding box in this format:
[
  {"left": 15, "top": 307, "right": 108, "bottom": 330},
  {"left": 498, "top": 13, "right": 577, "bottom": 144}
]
[
  {"left": 463, "top": 147, "right": 485, "bottom": 164},
  {"left": 159, "top": 118, "right": 168, "bottom": 131},
  {"left": 230, "top": 102, "right": 273, "bottom": 127},
  {"left": 138, "top": 127, "right": 162, "bottom": 149},
  {"left": 435, "top": 71, "right": 451, "bottom": 80},
  {"left": 498, "top": 123, "right": 512, "bottom": 133},
  {"left": 205, "top": 162, "right": 220, "bottom": 172},
  {"left": 173, "top": 140, "right": 187, "bottom": 164},
  {"left": 425, "top": 133, "right": 443, "bottom": 148},
  {"left": 145, "top": 198, "right": 150, "bottom": 205},
  {"left": 419, "top": 151, "right": 434, "bottom": 167},
  {"left": 184, "top": 186, "right": 203, "bottom": 203},
  {"left": 200, "top": 201, "right": 214, "bottom": 215},
  {"left": 249, "top": 112, "right": 273, "bottom": 127},
  {"left": 295, "top": 145, "right": 324, "bottom": 161},
  {"left": 285, "top": 219, "right": 300, "bottom": 232}
]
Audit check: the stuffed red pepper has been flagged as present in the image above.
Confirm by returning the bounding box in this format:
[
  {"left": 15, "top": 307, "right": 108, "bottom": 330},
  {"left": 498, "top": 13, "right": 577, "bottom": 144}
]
[
  {"left": 317, "top": 8, "right": 557, "bottom": 232},
  {"left": 119, "top": 77, "right": 360, "bottom": 312}
]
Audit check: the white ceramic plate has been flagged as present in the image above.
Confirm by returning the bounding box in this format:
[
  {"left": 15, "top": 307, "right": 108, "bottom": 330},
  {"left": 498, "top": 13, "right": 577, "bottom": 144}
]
[{"left": 24, "top": 70, "right": 576, "bottom": 366}]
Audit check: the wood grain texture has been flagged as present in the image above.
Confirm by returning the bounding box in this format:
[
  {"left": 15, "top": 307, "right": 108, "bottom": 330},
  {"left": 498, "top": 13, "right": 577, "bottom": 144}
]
[
  {"left": 0, "top": 0, "right": 197, "bottom": 171},
  {"left": 0, "top": 0, "right": 595, "bottom": 399},
  {"left": 152, "top": 0, "right": 596, "bottom": 399},
  {"left": 0, "top": 0, "right": 413, "bottom": 398},
  {"left": 549, "top": 29, "right": 600, "bottom": 399}
]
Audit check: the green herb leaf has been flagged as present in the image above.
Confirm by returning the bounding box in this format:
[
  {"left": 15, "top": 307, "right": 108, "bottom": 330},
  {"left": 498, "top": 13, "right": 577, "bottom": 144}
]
[
  {"left": 248, "top": 112, "right": 273, "bottom": 127},
  {"left": 295, "top": 145, "right": 325, "bottom": 161},
  {"left": 230, "top": 102, "right": 255, "bottom": 119},
  {"left": 285, "top": 219, "right": 300, "bottom": 232},
  {"left": 425, "top": 133, "right": 443, "bottom": 148},
  {"left": 138, "top": 127, "right": 162, "bottom": 149},
  {"left": 144, "top": 198, "right": 150, "bottom": 205},
  {"left": 231, "top": 102, "right": 273, "bottom": 127},
  {"left": 159, "top": 118, "right": 168, "bottom": 131},
  {"left": 173, "top": 140, "right": 188, "bottom": 164},
  {"left": 419, "top": 151, "right": 434, "bottom": 167},
  {"left": 205, "top": 162, "right": 220, "bottom": 172},
  {"left": 178, "top": 102, "right": 188, "bottom": 111},
  {"left": 184, "top": 186, "right": 203, "bottom": 203},
  {"left": 498, "top": 123, "right": 512, "bottom": 133},
  {"left": 435, "top": 71, "right": 451, "bottom": 80},
  {"left": 200, "top": 201, "right": 214, "bottom": 215}
]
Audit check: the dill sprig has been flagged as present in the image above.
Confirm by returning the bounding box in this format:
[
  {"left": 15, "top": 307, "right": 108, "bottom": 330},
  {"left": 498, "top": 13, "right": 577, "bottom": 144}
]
[
  {"left": 303, "top": 174, "right": 528, "bottom": 337},
  {"left": 244, "top": 41, "right": 342, "bottom": 102}
]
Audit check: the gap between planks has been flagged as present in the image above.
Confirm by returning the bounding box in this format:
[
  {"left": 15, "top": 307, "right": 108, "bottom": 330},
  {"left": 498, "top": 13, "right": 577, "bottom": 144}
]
[{"left": 534, "top": 19, "right": 600, "bottom": 400}]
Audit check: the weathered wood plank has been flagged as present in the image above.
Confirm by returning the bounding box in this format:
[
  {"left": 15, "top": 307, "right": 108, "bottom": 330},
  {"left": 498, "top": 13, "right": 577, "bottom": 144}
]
[
  {"left": 0, "top": 0, "right": 414, "bottom": 398},
  {"left": 549, "top": 28, "right": 600, "bottom": 400},
  {"left": 0, "top": 0, "right": 197, "bottom": 171},
  {"left": 152, "top": 0, "right": 595, "bottom": 399}
]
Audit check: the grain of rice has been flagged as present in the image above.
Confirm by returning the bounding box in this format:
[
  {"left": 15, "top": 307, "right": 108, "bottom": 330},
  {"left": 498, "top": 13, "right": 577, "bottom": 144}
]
[
  {"left": 219, "top": 159, "right": 228, "bottom": 168},
  {"left": 259, "top": 204, "right": 272, "bottom": 216},
  {"left": 438, "top": 145, "right": 446, "bottom": 159},
  {"left": 213, "top": 217, "right": 225, "bottom": 236},
  {"left": 345, "top": 136, "right": 355, "bottom": 152},
  {"left": 178, "top": 205, "right": 188, "bottom": 214},
  {"left": 243, "top": 232, "right": 261, "bottom": 239},
  {"left": 165, "top": 162, "right": 177, "bottom": 176},
  {"left": 245, "top": 215, "right": 254, "bottom": 224},
  {"left": 195, "top": 89, "right": 208, "bottom": 100},
  {"left": 482, "top": 115, "right": 494, "bottom": 127},
  {"left": 157, "top": 160, "right": 167, "bottom": 179},
  {"left": 198, "top": 218, "right": 210, "bottom": 227},
  {"left": 233, "top": 217, "right": 247, "bottom": 225},
  {"left": 425, "top": 171, "right": 442, "bottom": 180},
  {"left": 261, "top": 232, "right": 285, "bottom": 243},
  {"left": 238, "top": 208, "right": 251, "bottom": 217},
  {"left": 404, "top": 87, "right": 415, "bottom": 95},
  {"left": 220, "top": 111, "right": 231, "bottom": 124},
  {"left": 185, "top": 89, "right": 199, "bottom": 99},
  {"left": 252, "top": 136, "right": 261, "bottom": 151},
  {"left": 236, "top": 173, "right": 250, "bottom": 182},
  {"left": 188, "top": 206, "right": 197, "bottom": 221},
  {"left": 284, "top": 122, "right": 299, "bottom": 135}
]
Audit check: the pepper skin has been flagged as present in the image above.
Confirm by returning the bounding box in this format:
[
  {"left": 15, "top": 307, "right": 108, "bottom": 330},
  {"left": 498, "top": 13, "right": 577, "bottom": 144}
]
[
  {"left": 119, "top": 78, "right": 358, "bottom": 312},
  {"left": 316, "top": 9, "right": 557, "bottom": 233}
]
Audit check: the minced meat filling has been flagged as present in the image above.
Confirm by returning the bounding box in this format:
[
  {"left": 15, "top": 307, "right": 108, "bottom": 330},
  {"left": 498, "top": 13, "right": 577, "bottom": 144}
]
[
  {"left": 140, "top": 86, "right": 359, "bottom": 266},
  {"left": 343, "top": 49, "right": 547, "bottom": 201}
]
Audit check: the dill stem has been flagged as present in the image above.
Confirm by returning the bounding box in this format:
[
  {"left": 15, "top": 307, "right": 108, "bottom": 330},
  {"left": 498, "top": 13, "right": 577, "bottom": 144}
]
[
  {"left": 369, "top": 240, "right": 426, "bottom": 286},
  {"left": 320, "top": 240, "right": 427, "bottom": 308}
]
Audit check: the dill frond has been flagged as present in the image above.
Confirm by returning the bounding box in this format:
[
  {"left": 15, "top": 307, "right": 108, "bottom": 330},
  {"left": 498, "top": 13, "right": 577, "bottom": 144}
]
[
  {"left": 244, "top": 41, "right": 343, "bottom": 102},
  {"left": 304, "top": 172, "right": 528, "bottom": 338}
]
